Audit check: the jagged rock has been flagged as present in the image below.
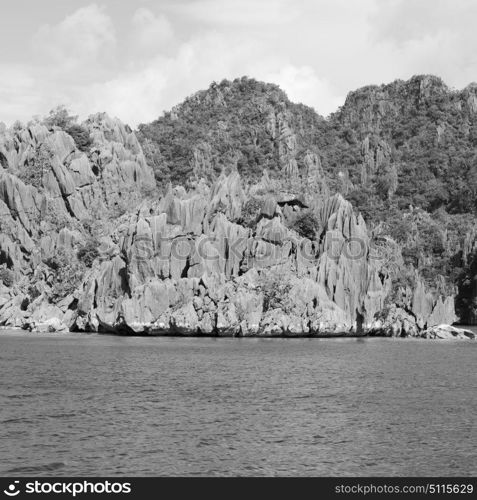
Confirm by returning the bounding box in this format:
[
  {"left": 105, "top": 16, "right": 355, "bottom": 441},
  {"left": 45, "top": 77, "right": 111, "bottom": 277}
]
[
  {"left": 411, "top": 280, "right": 457, "bottom": 328},
  {"left": 216, "top": 301, "right": 240, "bottom": 336},
  {"left": 62, "top": 174, "right": 457, "bottom": 336},
  {"left": 171, "top": 302, "right": 200, "bottom": 335},
  {"left": 420, "top": 324, "right": 476, "bottom": 340},
  {"left": 27, "top": 302, "right": 68, "bottom": 332},
  {"left": 0, "top": 83, "right": 466, "bottom": 337},
  {"left": 207, "top": 171, "right": 246, "bottom": 222},
  {"left": 369, "top": 306, "right": 419, "bottom": 337}
]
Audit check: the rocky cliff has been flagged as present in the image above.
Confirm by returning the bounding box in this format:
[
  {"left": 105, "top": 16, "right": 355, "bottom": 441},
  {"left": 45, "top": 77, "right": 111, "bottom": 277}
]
[
  {"left": 0, "top": 113, "right": 155, "bottom": 330},
  {"left": 139, "top": 75, "right": 477, "bottom": 327},
  {"left": 68, "top": 175, "right": 454, "bottom": 336},
  {"left": 0, "top": 75, "right": 474, "bottom": 336}
]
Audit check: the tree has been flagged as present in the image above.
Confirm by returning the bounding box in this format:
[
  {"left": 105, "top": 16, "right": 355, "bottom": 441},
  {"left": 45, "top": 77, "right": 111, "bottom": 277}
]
[
  {"left": 375, "top": 162, "right": 398, "bottom": 200},
  {"left": 43, "top": 105, "right": 78, "bottom": 130},
  {"left": 66, "top": 124, "right": 93, "bottom": 152},
  {"left": 289, "top": 209, "right": 320, "bottom": 240}
]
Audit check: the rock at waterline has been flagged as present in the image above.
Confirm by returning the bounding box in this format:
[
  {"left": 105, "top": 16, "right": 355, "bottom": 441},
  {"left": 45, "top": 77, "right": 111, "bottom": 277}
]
[{"left": 420, "top": 324, "right": 476, "bottom": 340}]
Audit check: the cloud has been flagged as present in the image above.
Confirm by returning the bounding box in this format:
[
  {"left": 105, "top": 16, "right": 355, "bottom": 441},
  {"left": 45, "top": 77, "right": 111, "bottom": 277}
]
[
  {"left": 164, "top": 0, "right": 297, "bottom": 26},
  {"left": 371, "top": 0, "right": 477, "bottom": 44},
  {"left": 32, "top": 3, "right": 116, "bottom": 77},
  {"left": 260, "top": 65, "right": 344, "bottom": 116},
  {"left": 1, "top": 0, "right": 476, "bottom": 129},
  {"left": 0, "top": 63, "right": 39, "bottom": 125},
  {"left": 131, "top": 8, "right": 174, "bottom": 53},
  {"left": 79, "top": 31, "right": 260, "bottom": 125},
  {"left": 369, "top": 0, "right": 477, "bottom": 87}
]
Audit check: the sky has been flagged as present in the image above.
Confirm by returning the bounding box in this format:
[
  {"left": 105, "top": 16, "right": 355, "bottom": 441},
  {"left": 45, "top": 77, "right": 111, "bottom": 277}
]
[{"left": 1, "top": 0, "right": 476, "bottom": 127}]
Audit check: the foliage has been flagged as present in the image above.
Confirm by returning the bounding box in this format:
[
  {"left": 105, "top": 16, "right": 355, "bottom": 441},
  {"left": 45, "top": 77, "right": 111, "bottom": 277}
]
[
  {"left": 18, "top": 143, "right": 54, "bottom": 188},
  {"left": 138, "top": 77, "right": 325, "bottom": 186},
  {"left": 455, "top": 248, "right": 477, "bottom": 323},
  {"left": 138, "top": 74, "right": 477, "bottom": 218},
  {"left": 238, "top": 197, "right": 262, "bottom": 228},
  {"left": 140, "top": 138, "right": 169, "bottom": 184},
  {"left": 140, "top": 183, "right": 159, "bottom": 200},
  {"left": 66, "top": 124, "right": 93, "bottom": 152},
  {"left": 327, "top": 76, "right": 477, "bottom": 216},
  {"left": 43, "top": 200, "right": 70, "bottom": 230},
  {"left": 77, "top": 240, "right": 100, "bottom": 267},
  {"left": 259, "top": 270, "right": 294, "bottom": 312},
  {"left": 0, "top": 268, "right": 14, "bottom": 287},
  {"left": 43, "top": 250, "right": 84, "bottom": 301},
  {"left": 375, "top": 162, "right": 398, "bottom": 200},
  {"left": 14, "top": 75, "right": 477, "bottom": 317},
  {"left": 289, "top": 209, "right": 320, "bottom": 240},
  {"left": 43, "top": 105, "right": 78, "bottom": 130},
  {"left": 27, "top": 284, "right": 41, "bottom": 301}
]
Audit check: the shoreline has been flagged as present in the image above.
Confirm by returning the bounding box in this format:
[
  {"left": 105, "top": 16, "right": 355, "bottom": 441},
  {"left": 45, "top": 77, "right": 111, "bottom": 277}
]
[{"left": 1, "top": 325, "right": 476, "bottom": 340}]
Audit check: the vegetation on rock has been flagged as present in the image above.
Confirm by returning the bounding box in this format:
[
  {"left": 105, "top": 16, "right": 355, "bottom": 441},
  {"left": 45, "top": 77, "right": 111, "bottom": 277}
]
[
  {"left": 18, "top": 143, "right": 54, "bottom": 188},
  {"left": 43, "top": 105, "right": 78, "bottom": 130},
  {"left": 237, "top": 197, "right": 263, "bottom": 228},
  {"left": 288, "top": 210, "right": 320, "bottom": 240},
  {"left": 77, "top": 240, "right": 100, "bottom": 268},
  {"left": 0, "top": 268, "right": 14, "bottom": 287},
  {"left": 1, "top": 74, "right": 477, "bottom": 333},
  {"left": 259, "top": 270, "right": 293, "bottom": 313},
  {"left": 66, "top": 124, "right": 93, "bottom": 152},
  {"left": 138, "top": 74, "right": 477, "bottom": 314}
]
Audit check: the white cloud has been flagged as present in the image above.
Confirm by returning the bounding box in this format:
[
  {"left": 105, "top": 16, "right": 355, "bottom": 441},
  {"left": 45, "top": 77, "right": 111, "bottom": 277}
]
[
  {"left": 260, "top": 65, "right": 344, "bottom": 116},
  {"left": 164, "top": 0, "right": 297, "bottom": 26},
  {"left": 0, "top": 0, "right": 476, "bottom": 128},
  {"left": 0, "top": 63, "right": 39, "bottom": 125},
  {"left": 131, "top": 8, "right": 174, "bottom": 53},
  {"left": 79, "top": 31, "right": 260, "bottom": 126},
  {"left": 32, "top": 3, "right": 116, "bottom": 77},
  {"left": 369, "top": 0, "right": 477, "bottom": 88}
]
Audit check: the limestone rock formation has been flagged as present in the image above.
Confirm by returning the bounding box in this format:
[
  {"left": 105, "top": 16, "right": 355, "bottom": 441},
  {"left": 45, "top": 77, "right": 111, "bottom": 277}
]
[
  {"left": 1, "top": 74, "right": 473, "bottom": 336},
  {"left": 420, "top": 324, "right": 476, "bottom": 340},
  {"left": 51, "top": 174, "right": 458, "bottom": 336},
  {"left": 0, "top": 113, "right": 155, "bottom": 330}
]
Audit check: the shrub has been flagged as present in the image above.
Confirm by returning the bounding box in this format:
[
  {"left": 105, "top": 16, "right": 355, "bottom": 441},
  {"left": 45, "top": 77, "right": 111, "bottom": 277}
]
[
  {"left": 27, "top": 284, "right": 41, "bottom": 301},
  {"left": 140, "top": 183, "right": 158, "bottom": 200},
  {"left": 18, "top": 143, "right": 54, "bottom": 188},
  {"left": 0, "top": 268, "right": 14, "bottom": 287},
  {"left": 43, "top": 251, "right": 84, "bottom": 301},
  {"left": 259, "top": 270, "right": 293, "bottom": 312},
  {"left": 289, "top": 209, "right": 320, "bottom": 240},
  {"left": 66, "top": 124, "right": 93, "bottom": 152},
  {"left": 43, "top": 201, "right": 70, "bottom": 231},
  {"left": 77, "top": 240, "right": 100, "bottom": 267},
  {"left": 238, "top": 197, "right": 262, "bottom": 227}
]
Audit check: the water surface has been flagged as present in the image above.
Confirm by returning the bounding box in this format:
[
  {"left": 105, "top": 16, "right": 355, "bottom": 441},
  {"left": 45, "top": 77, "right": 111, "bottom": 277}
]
[{"left": 1, "top": 330, "right": 476, "bottom": 476}]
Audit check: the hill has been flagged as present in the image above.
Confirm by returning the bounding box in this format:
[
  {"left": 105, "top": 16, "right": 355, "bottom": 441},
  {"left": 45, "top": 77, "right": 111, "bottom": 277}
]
[
  {"left": 138, "top": 75, "right": 477, "bottom": 323},
  {"left": 0, "top": 76, "right": 476, "bottom": 334}
]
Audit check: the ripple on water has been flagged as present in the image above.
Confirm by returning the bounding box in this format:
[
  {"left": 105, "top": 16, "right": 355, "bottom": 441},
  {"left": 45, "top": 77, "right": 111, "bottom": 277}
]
[
  {"left": 5, "top": 462, "right": 66, "bottom": 474},
  {"left": 0, "top": 333, "right": 476, "bottom": 476}
]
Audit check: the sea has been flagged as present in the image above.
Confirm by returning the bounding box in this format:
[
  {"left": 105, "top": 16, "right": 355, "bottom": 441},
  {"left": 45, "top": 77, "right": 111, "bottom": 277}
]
[{"left": 1, "top": 329, "right": 476, "bottom": 476}]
